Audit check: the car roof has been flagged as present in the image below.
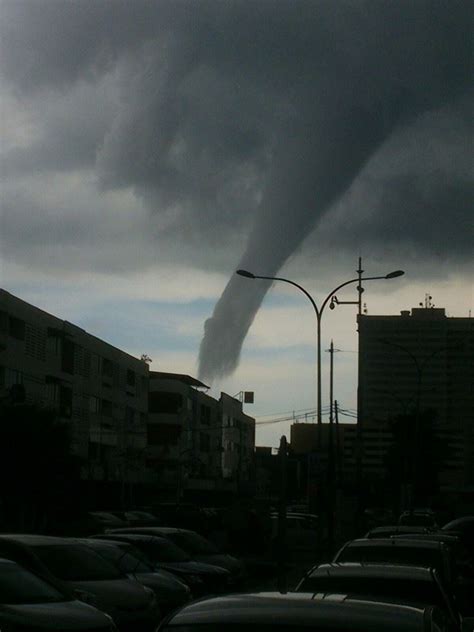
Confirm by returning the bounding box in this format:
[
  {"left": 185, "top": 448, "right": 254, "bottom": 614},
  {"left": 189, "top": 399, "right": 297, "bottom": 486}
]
[
  {"left": 442, "top": 517, "right": 474, "bottom": 529},
  {"left": 110, "top": 527, "right": 188, "bottom": 535},
  {"left": 96, "top": 533, "right": 170, "bottom": 543},
  {"left": 345, "top": 538, "right": 443, "bottom": 550},
  {"left": 307, "top": 563, "right": 435, "bottom": 581},
  {"left": 80, "top": 538, "right": 125, "bottom": 548},
  {"left": 391, "top": 533, "right": 460, "bottom": 543},
  {"left": 0, "top": 534, "right": 82, "bottom": 547},
  {"left": 367, "top": 526, "right": 433, "bottom": 536},
  {"left": 165, "top": 592, "right": 431, "bottom": 629}
]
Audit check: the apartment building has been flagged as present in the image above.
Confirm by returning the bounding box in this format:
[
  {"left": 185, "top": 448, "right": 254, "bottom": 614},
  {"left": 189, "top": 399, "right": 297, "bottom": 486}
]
[
  {"left": 358, "top": 305, "right": 473, "bottom": 489},
  {"left": 147, "top": 372, "right": 255, "bottom": 497},
  {"left": 0, "top": 289, "right": 149, "bottom": 484}
]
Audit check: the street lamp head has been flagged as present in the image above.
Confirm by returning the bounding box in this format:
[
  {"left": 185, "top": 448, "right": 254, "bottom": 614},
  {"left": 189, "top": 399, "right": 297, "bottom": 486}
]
[
  {"left": 385, "top": 270, "right": 405, "bottom": 279},
  {"left": 236, "top": 269, "right": 255, "bottom": 279}
]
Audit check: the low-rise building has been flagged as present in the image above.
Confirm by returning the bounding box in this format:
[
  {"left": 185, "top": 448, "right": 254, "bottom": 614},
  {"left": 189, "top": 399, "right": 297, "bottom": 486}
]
[
  {"left": 147, "top": 372, "right": 255, "bottom": 499},
  {"left": 0, "top": 289, "right": 149, "bottom": 485}
]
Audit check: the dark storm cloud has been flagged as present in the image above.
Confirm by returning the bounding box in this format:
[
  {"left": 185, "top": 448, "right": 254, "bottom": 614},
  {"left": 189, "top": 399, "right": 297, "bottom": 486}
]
[{"left": 0, "top": 1, "right": 472, "bottom": 380}]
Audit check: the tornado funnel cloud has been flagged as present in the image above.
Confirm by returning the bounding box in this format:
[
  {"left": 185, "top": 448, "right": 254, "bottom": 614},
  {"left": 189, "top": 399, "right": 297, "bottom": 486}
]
[{"left": 198, "top": 108, "right": 402, "bottom": 381}]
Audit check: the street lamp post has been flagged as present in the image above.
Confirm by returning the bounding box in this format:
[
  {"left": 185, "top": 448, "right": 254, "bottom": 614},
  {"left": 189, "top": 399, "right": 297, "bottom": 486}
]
[
  {"left": 236, "top": 268, "right": 404, "bottom": 443},
  {"left": 237, "top": 266, "right": 404, "bottom": 550}
]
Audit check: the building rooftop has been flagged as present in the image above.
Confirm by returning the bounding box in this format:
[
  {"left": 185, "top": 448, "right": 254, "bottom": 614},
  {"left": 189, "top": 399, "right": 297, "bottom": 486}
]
[{"left": 149, "top": 371, "right": 209, "bottom": 389}]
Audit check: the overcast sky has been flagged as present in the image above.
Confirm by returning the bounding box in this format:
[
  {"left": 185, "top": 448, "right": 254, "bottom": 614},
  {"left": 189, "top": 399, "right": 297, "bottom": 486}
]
[{"left": 1, "top": 0, "right": 472, "bottom": 446}]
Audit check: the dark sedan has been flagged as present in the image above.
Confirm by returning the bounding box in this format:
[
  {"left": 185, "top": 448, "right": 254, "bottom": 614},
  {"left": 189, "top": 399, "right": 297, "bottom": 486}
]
[
  {"left": 295, "top": 562, "right": 459, "bottom": 629},
  {"left": 156, "top": 592, "right": 451, "bottom": 631},
  {"left": 106, "top": 527, "right": 246, "bottom": 585},
  {"left": 333, "top": 537, "right": 455, "bottom": 583},
  {"left": 0, "top": 556, "right": 117, "bottom": 631},
  {"left": 82, "top": 538, "right": 192, "bottom": 614},
  {"left": 0, "top": 535, "right": 160, "bottom": 631},
  {"left": 91, "top": 533, "right": 231, "bottom": 596}
]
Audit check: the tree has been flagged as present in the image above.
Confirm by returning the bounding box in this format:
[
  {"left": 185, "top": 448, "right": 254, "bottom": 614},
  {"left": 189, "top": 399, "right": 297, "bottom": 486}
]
[{"left": 0, "top": 402, "right": 83, "bottom": 531}]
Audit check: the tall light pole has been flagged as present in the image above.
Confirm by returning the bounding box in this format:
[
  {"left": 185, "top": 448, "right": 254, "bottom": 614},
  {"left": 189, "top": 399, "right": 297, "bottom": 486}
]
[{"left": 236, "top": 268, "right": 404, "bottom": 445}]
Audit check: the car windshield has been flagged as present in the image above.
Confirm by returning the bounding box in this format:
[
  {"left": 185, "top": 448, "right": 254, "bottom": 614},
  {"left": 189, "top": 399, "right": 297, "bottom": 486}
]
[
  {"left": 133, "top": 539, "right": 191, "bottom": 563},
  {"left": 337, "top": 545, "right": 443, "bottom": 570},
  {"left": 170, "top": 532, "right": 219, "bottom": 555},
  {"left": 299, "top": 576, "right": 443, "bottom": 608},
  {"left": 0, "top": 562, "right": 67, "bottom": 604},
  {"left": 89, "top": 544, "right": 153, "bottom": 574},
  {"left": 32, "top": 544, "right": 124, "bottom": 581}
]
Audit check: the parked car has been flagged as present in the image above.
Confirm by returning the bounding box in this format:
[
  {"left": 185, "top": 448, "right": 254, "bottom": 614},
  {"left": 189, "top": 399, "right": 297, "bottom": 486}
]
[
  {"left": 295, "top": 562, "right": 460, "bottom": 629},
  {"left": 365, "top": 525, "right": 435, "bottom": 538},
  {"left": 0, "top": 556, "right": 117, "bottom": 631},
  {"left": 333, "top": 537, "right": 456, "bottom": 584},
  {"left": 156, "top": 591, "right": 453, "bottom": 631},
  {"left": 0, "top": 535, "right": 160, "bottom": 631},
  {"left": 106, "top": 527, "right": 246, "bottom": 585},
  {"left": 399, "top": 510, "right": 439, "bottom": 528},
  {"left": 91, "top": 533, "right": 232, "bottom": 596},
  {"left": 269, "top": 514, "right": 319, "bottom": 553},
  {"left": 103, "top": 511, "right": 160, "bottom": 527},
  {"left": 88, "top": 512, "right": 130, "bottom": 530},
  {"left": 443, "top": 517, "right": 474, "bottom": 538},
  {"left": 363, "top": 507, "right": 394, "bottom": 528},
  {"left": 81, "top": 538, "right": 192, "bottom": 614},
  {"left": 390, "top": 533, "right": 474, "bottom": 616}
]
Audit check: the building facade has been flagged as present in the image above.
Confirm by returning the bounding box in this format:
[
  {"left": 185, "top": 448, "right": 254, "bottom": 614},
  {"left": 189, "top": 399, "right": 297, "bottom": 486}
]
[
  {"left": 147, "top": 372, "right": 255, "bottom": 498},
  {"left": 358, "top": 305, "right": 473, "bottom": 489},
  {"left": 0, "top": 289, "right": 149, "bottom": 485},
  {"left": 1, "top": 290, "right": 257, "bottom": 502}
]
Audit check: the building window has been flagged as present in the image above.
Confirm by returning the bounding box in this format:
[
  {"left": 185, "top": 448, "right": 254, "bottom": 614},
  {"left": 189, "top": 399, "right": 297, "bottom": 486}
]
[
  {"left": 0, "top": 311, "right": 8, "bottom": 332},
  {"left": 101, "top": 399, "right": 113, "bottom": 417},
  {"left": 200, "top": 432, "right": 210, "bottom": 452},
  {"left": 89, "top": 396, "right": 100, "bottom": 414},
  {"left": 102, "top": 358, "right": 114, "bottom": 379},
  {"left": 9, "top": 317, "right": 25, "bottom": 341},
  {"left": 59, "top": 385, "right": 72, "bottom": 418},
  {"left": 61, "top": 339, "right": 75, "bottom": 374},
  {"left": 200, "top": 405, "right": 211, "bottom": 425},
  {"left": 5, "top": 368, "right": 23, "bottom": 388},
  {"left": 149, "top": 391, "right": 183, "bottom": 414},
  {"left": 126, "top": 369, "right": 136, "bottom": 387},
  {"left": 125, "top": 406, "right": 136, "bottom": 425},
  {"left": 45, "top": 379, "right": 59, "bottom": 404}
]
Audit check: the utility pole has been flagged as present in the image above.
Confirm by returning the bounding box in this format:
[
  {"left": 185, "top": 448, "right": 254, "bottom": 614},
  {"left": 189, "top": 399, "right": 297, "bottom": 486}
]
[
  {"left": 327, "top": 340, "right": 336, "bottom": 555},
  {"left": 277, "top": 435, "right": 288, "bottom": 593},
  {"left": 356, "top": 256, "right": 364, "bottom": 535},
  {"left": 334, "top": 399, "right": 342, "bottom": 483}
]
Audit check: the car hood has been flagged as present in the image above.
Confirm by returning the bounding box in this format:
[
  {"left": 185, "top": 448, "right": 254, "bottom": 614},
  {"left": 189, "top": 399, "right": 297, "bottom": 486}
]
[
  {"left": 67, "top": 577, "right": 152, "bottom": 610},
  {"left": 131, "top": 571, "right": 191, "bottom": 597},
  {"left": 156, "top": 560, "right": 229, "bottom": 576},
  {"left": 0, "top": 600, "right": 112, "bottom": 629}
]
